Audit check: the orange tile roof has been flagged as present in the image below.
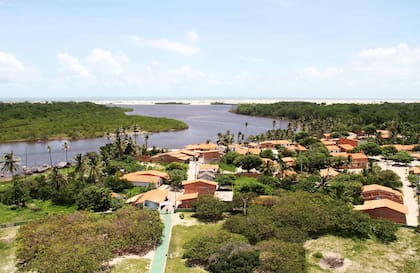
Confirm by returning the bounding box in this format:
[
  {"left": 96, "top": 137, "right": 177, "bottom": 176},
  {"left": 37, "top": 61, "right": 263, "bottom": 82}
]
[
  {"left": 322, "top": 140, "right": 336, "bottom": 146},
  {"left": 184, "top": 142, "right": 218, "bottom": 151},
  {"left": 350, "top": 153, "right": 368, "bottom": 160},
  {"left": 354, "top": 199, "right": 408, "bottom": 214},
  {"left": 320, "top": 168, "right": 340, "bottom": 177},
  {"left": 122, "top": 173, "right": 161, "bottom": 184},
  {"left": 125, "top": 189, "right": 168, "bottom": 204},
  {"left": 177, "top": 192, "right": 199, "bottom": 201},
  {"left": 260, "top": 140, "right": 291, "bottom": 146},
  {"left": 409, "top": 166, "right": 420, "bottom": 174},
  {"left": 362, "top": 184, "right": 402, "bottom": 197},
  {"left": 411, "top": 153, "right": 420, "bottom": 160},
  {"left": 199, "top": 164, "right": 219, "bottom": 172},
  {"left": 182, "top": 179, "right": 218, "bottom": 186},
  {"left": 281, "top": 157, "right": 295, "bottom": 163},
  {"left": 332, "top": 152, "right": 349, "bottom": 158},
  {"left": 326, "top": 145, "right": 341, "bottom": 151},
  {"left": 338, "top": 144, "right": 354, "bottom": 151}
]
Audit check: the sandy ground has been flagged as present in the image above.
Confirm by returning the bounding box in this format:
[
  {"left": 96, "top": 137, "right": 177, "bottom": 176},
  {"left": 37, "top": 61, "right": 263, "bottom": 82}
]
[{"left": 376, "top": 161, "right": 418, "bottom": 227}]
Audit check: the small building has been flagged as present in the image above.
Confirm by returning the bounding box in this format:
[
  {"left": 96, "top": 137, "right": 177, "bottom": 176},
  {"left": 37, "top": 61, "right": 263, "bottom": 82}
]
[
  {"left": 354, "top": 199, "right": 408, "bottom": 224},
  {"left": 199, "top": 164, "right": 220, "bottom": 173},
  {"left": 362, "top": 184, "right": 403, "bottom": 204},
  {"left": 349, "top": 153, "right": 368, "bottom": 169},
  {"left": 320, "top": 167, "right": 340, "bottom": 178},
  {"left": 337, "top": 138, "right": 359, "bottom": 147},
  {"left": 326, "top": 145, "right": 341, "bottom": 154},
  {"left": 183, "top": 179, "right": 218, "bottom": 195},
  {"left": 177, "top": 192, "right": 199, "bottom": 209},
  {"left": 125, "top": 189, "right": 169, "bottom": 210},
  {"left": 281, "top": 157, "right": 296, "bottom": 167},
  {"left": 122, "top": 170, "right": 170, "bottom": 187},
  {"left": 376, "top": 130, "right": 391, "bottom": 139},
  {"left": 198, "top": 150, "right": 221, "bottom": 164},
  {"left": 409, "top": 166, "right": 420, "bottom": 175},
  {"left": 338, "top": 144, "right": 354, "bottom": 153},
  {"left": 185, "top": 142, "right": 218, "bottom": 151},
  {"left": 197, "top": 171, "right": 216, "bottom": 181},
  {"left": 150, "top": 150, "right": 195, "bottom": 164},
  {"left": 260, "top": 140, "right": 292, "bottom": 149}
]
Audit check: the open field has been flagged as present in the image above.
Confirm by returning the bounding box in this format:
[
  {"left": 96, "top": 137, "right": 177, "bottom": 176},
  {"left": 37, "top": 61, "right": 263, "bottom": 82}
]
[
  {"left": 0, "top": 200, "right": 77, "bottom": 224},
  {"left": 110, "top": 258, "right": 150, "bottom": 273},
  {"left": 305, "top": 227, "right": 420, "bottom": 273}
]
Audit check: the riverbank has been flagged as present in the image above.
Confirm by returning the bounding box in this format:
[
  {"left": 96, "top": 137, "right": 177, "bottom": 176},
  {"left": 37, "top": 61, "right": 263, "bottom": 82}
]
[{"left": 0, "top": 102, "right": 188, "bottom": 143}]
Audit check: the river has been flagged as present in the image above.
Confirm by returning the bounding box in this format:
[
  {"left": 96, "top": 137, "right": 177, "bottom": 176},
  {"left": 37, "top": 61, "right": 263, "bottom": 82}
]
[{"left": 0, "top": 104, "right": 286, "bottom": 169}]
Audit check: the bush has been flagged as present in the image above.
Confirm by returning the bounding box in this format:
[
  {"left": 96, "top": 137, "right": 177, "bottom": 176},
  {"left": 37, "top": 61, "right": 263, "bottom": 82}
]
[
  {"left": 192, "top": 195, "right": 227, "bottom": 222},
  {"left": 104, "top": 175, "right": 133, "bottom": 193},
  {"left": 313, "top": 252, "right": 323, "bottom": 259},
  {"left": 16, "top": 207, "right": 163, "bottom": 273},
  {"left": 76, "top": 186, "right": 112, "bottom": 212},
  {"left": 257, "top": 240, "right": 306, "bottom": 273}
]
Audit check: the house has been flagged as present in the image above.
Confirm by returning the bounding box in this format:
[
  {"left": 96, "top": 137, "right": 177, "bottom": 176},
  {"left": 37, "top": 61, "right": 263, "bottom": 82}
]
[
  {"left": 122, "top": 170, "right": 170, "bottom": 187},
  {"left": 409, "top": 166, "right": 420, "bottom": 175},
  {"left": 320, "top": 167, "right": 340, "bottom": 178},
  {"left": 199, "top": 164, "right": 220, "bottom": 173},
  {"left": 185, "top": 142, "right": 218, "bottom": 151},
  {"left": 322, "top": 140, "right": 337, "bottom": 146},
  {"left": 376, "top": 130, "right": 391, "bottom": 139},
  {"left": 338, "top": 144, "right": 354, "bottom": 153},
  {"left": 150, "top": 150, "right": 194, "bottom": 164},
  {"left": 354, "top": 199, "right": 407, "bottom": 224},
  {"left": 197, "top": 171, "right": 216, "bottom": 181},
  {"left": 326, "top": 145, "right": 341, "bottom": 154},
  {"left": 361, "top": 184, "right": 403, "bottom": 204},
  {"left": 281, "top": 157, "right": 296, "bottom": 167},
  {"left": 125, "top": 189, "right": 170, "bottom": 210},
  {"left": 382, "top": 144, "right": 415, "bottom": 152},
  {"left": 198, "top": 150, "right": 221, "bottom": 163},
  {"left": 337, "top": 138, "right": 359, "bottom": 147},
  {"left": 349, "top": 153, "right": 368, "bottom": 169},
  {"left": 183, "top": 179, "right": 218, "bottom": 195},
  {"left": 178, "top": 179, "right": 219, "bottom": 208},
  {"left": 259, "top": 140, "right": 292, "bottom": 149}
]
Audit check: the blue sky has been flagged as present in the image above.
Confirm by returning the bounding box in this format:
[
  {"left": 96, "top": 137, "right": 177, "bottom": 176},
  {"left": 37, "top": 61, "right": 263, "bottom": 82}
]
[{"left": 0, "top": 0, "right": 420, "bottom": 99}]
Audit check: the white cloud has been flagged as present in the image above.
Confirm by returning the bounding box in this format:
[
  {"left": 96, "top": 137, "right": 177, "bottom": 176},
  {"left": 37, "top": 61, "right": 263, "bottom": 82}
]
[
  {"left": 58, "top": 53, "right": 91, "bottom": 78},
  {"left": 299, "top": 66, "right": 341, "bottom": 79},
  {"left": 356, "top": 43, "right": 420, "bottom": 66},
  {"left": 169, "top": 65, "right": 205, "bottom": 78},
  {"left": 185, "top": 31, "right": 200, "bottom": 44},
  {"left": 0, "top": 51, "right": 25, "bottom": 72},
  {"left": 131, "top": 32, "right": 200, "bottom": 56},
  {"left": 87, "top": 48, "right": 128, "bottom": 75},
  {"left": 239, "top": 56, "right": 264, "bottom": 63}
]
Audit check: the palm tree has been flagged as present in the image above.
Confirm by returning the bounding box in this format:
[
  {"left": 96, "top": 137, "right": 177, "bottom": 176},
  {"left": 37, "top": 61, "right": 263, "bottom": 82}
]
[
  {"left": 144, "top": 133, "right": 150, "bottom": 150},
  {"left": 272, "top": 120, "right": 276, "bottom": 131},
  {"left": 48, "top": 166, "right": 67, "bottom": 192},
  {"left": 73, "top": 153, "right": 85, "bottom": 179},
  {"left": 244, "top": 122, "right": 248, "bottom": 143},
  {"left": 47, "top": 145, "right": 53, "bottom": 167},
  {"left": 62, "top": 142, "right": 70, "bottom": 163},
  {"left": 84, "top": 152, "right": 104, "bottom": 183},
  {"left": 133, "top": 124, "right": 140, "bottom": 143},
  {"left": 1, "top": 151, "right": 20, "bottom": 176}
]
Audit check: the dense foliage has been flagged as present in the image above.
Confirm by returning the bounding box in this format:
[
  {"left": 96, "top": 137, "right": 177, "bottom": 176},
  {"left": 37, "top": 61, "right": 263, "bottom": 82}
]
[
  {"left": 234, "top": 102, "right": 420, "bottom": 143},
  {"left": 16, "top": 207, "right": 163, "bottom": 273},
  {"left": 0, "top": 101, "right": 187, "bottom": 142}
]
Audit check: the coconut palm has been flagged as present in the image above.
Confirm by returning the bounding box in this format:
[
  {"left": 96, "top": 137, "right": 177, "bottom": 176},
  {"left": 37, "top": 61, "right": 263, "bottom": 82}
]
[
  {"left": 73, "top": 153, "right": 85, "bottom": 179},
  {"left": 47, "top": 145, "right": 53, "bottom": 166},
  {"left": 48, "top": 166, "right": 67, "bottom": 192},
  {"left": 84, "top": 152, "right": 104, "bottom": 183},
  {"left": 62, "top": 142, "right": 70, "bottom": 163},
  {"left": 244, "top": 121, "right": 249, "bottom": 141},
  {"left": 272, "top": 120, "right": 276, "bottom": 131},
  {"left": 144, "top": 133, "right": 150, "bottom": 150},
  {"left": 1, "top": 151, "right": 20, "bottom": 176}
]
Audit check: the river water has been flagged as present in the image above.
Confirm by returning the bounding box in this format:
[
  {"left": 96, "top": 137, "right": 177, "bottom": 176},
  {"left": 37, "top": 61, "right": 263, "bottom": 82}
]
[{"left": 0, "top": 104, "right": 285, "bottom": 168}]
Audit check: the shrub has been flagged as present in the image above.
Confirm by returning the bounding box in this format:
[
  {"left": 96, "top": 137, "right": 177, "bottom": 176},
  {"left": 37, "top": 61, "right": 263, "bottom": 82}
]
[
  {"left": 192, "top": 195, "right": 227, "bottom": 222},
  {"left": 76, "top": 186, "right": 112, "bottom": 212}
]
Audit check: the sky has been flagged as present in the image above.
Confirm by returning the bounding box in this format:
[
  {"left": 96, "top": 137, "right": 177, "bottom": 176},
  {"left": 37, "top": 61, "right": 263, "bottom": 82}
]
[{"left": 0, "top": 0, "right": 420, "bottom": 99}]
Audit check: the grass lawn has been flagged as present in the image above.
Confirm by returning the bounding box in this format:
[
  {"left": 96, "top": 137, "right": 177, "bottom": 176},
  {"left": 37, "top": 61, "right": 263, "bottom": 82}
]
[
  {"left": 219, "top": 162, "right": 236, "bottom": 172},
  {"left": 0, "top": 226, "right": 18, "bottom": 273},
  {"left": 165, "top": 221, "right": 225, "bottom": 273},
  {"left": 110, "top": 258, "right": 150, "bottom": 273},
  {"left": 305, "top": 227, "right": 420, "bottom": 273},
  {"left": 0, "top": 200, "right": 77, "bottom": 224}
]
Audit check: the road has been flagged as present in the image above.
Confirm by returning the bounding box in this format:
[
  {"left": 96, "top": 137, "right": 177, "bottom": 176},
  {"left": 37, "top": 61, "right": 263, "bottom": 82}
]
[
  {"left": 149, "top": 213, "right": 172, "bottom": 273},
  {"left": 376, "top": 161, "right": 418, "bottom": 227}
]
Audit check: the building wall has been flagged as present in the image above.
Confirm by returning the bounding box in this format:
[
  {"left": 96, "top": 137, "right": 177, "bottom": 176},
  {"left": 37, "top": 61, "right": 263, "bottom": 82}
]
[
  {"left": 350, "top": 158, "right": 368, "bottom": 169},
  {"left": 362, "top": 190, "right": 403, "bottom": 204},
  {"left": 362, "top": 207, "right": 406, "bottom": 224},
  {"left": 184, "top": 182, "right": 217, "bottom": 195},
  {"left": 338, "top": 138, "right": 359, "bottom": 147},
  {"left": 180, "top": 199, "right": 195, "bottom": 208}
]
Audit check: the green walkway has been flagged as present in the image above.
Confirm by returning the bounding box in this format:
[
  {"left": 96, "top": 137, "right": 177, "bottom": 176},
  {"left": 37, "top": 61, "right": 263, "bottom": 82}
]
[{"left": 149, "top": 213, "right": 172, "bottom": 273}]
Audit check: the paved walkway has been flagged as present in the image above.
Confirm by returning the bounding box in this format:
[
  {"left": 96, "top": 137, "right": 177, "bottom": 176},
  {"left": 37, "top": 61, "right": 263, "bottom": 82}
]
[
  {"left": 149, "top": 213, "right": 173, "bottom": 273},
  {"left": 377, "top": 161, "right": 418, "bottom": 227}
]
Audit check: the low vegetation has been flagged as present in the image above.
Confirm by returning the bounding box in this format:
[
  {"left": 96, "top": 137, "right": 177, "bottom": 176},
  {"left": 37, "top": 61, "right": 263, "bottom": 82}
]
[
  {"left": 16, "top": 207, "right": 163, "bottom": 273},
  {"left": 0, "top": 101, "right": 188, "bottom": 142}
]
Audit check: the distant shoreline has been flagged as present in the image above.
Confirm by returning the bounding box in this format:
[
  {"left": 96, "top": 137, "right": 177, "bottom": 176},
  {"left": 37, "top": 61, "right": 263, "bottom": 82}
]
[{"left": 1, "top": 97, "right": 419, "bottom": 106}]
